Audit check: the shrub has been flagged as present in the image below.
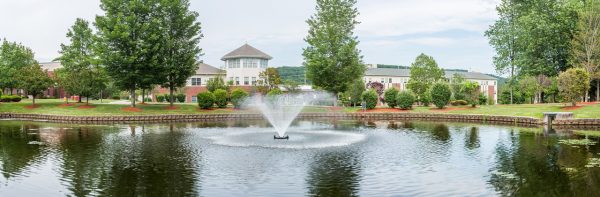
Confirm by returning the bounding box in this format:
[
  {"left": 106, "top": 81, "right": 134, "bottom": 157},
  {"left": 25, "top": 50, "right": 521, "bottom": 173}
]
[
  {"left": 430, "top": 82, "right": 451, "bottom": 109},
  {"left": 0, "top": 95, "right": 11, "bottom": 102},
  {"left": 230, "top": 88, "right": 249, "bottom": 109},
  {"left": 156, "top": 95, "right": 165, "bottom": 103},
  {"left": 213, "top": 89, "right": 228, "bottom": 108},
  {"left": 450, "top": 100, "right": 468, "bottom": 106},
  {"left": 384, "top": 88, "right": 399, "bottom": 108},
  {"left": 267, "top": 88, "right": 283, "bottom": 96},
  {"left": 197, "top": 92, "right": 215, "bottom": 109},
  {"left": 143, "top": 97, "right": 152, "bottom": 103},
  {"left": 361, "top": 90, "right": 378, "bottom": 110},
  {"left": 396, "top": 91, "right": 415, "bottom": 110},
  {"left": 558, "top": 68, "right": 590, "bottom": 106},
  {"left": 11, "top": 95, "right": 22, "bottom": 102},
  {"left": 176, "top": 93, "right": 186, "bottom": 103},
  {"left": 420, "top": 89, "right": 431, "bottom": 106},
  {"left": 463, "top": 81, "right": 481, "bottom": 107},
  {"left": 478, "top": 93, "right": 488, "bottom": 105}
]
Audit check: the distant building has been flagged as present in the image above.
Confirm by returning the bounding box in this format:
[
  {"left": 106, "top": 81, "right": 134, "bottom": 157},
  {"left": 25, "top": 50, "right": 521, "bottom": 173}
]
[
  {"left": 364, "top": 68, "right": 498, "bottom": 103},
  {"left": 221, "top": 44, "right": 272, "bottom": 86}
]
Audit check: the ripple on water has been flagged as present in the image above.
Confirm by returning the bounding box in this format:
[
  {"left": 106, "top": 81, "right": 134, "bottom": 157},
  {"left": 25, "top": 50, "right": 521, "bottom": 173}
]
[{"left": 202, "top": 129, "right": 367, "bottom": 149}]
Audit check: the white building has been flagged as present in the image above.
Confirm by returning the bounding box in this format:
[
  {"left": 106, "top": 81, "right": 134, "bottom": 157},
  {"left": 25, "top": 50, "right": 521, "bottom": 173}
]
[
  {"left": 364, "top": 68, "right": 498, "bottom": 103},
  {"left": 221, "top": 44, "right": 272, "bottom": 86},
  {"left": 186, "top": 63, "right": 225, "bottom": 87}
]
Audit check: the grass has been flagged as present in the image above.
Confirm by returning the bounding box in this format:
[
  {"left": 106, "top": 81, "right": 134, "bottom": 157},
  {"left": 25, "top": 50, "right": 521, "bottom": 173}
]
[{"left": 0, "top": 99, "right": 599, "bottom": 118}]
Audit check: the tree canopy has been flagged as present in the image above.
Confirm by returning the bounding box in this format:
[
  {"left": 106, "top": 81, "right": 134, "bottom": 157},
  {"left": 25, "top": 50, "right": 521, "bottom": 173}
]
[
  {"left": 407, "top": 53, "right": 444, "bottom": 101},
  {"left": 0, "top": 39, "right": 37, "bottom": 94}
]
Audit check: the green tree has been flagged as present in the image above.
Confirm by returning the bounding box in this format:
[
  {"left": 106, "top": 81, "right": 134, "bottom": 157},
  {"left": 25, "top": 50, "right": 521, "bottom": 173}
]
[
  {"left": 361, "top": 89, "right": 378, "bottom": 110},
  {"left": 283, "top": 80, "right": 301, "bottom": 94},
  {"left": 56, "top": 18, "right": 107, "bottom": 104},
  {"left": 464, "top": 81, "right": 482, "bottom": 107},
  {"left": 230, "top": 88, "right": 249, "bottom": 109},
  {"left": 0, "top": 39, "right": 37, "bottom": 95},
  {"left": 343, "top": 78, "right": 366, "bottom": 107},
  {"left": 257, "top": 68, "right": 282, "bottom": 94},
  {"left": 197, "top": 92, "right": 215, "bottom": 109},
  {"left": 212, "top": 89, "right": 228, "bottom": 108},
  {"left": 518, "top": 76, "right": 538, "bottom": 103},
  {"left": 571, "top": 0, "right": 600, "bottom": 102},
  {"left": 158, "top": 0, "right": 203, "bottom": 107},
  {"left": 95, "top": 0, "right": 164, "bottom": 107},
  {"left": 303, "top": 0, "right": 365, "bottom": 105},
  {"left": 450, "top": 73, "right": 466, "bottom": 100},
  {"left": 206, "top": 76, "right": 229, "bottom": 93},
  {"left": 407, "top": 53, "right": 444, "bottom": 103},
  {"left": 396, "top": 90, "right": 415, "bottom": 110},
  {"left": 17, "top": 64, "right": 53, "bottom": 105},
  {"left": 559, "top": 68, "right": 591, "bottom": 106},
  {"left": 383, "top": 88, "right": 399, "bottom": 108},
  {"left": 430, "top": 82, "right": 451, "bottom": 109}
]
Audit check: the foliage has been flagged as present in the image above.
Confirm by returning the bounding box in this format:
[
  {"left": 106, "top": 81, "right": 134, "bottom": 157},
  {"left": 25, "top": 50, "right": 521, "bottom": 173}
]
[
  {"left": 213, "top": 89, "right": 228, "bottom": 108},
  {"left": 266, "top": 88, "right": 283, "bottom": 97},
  {"left": 230, "top": 88, "right": 249, "bottom": 109},
  {"left": 367, "top": 82, "right": 385, "bottom": 101},
  {"left": 17, "top": 64, "right": 53, "bottom": 105},
  {"left": 342, "top": 78, "right": 366, "bottom": 106},
  {"left": 383, "top": 88, "right": 399, "bottom": 108},
  {"left": 479, "top": 93, "right": 488, "bottom": 105},
  {"left": 407, "top": 53, "right": 444, "bottom": 102},
  {"left": 361, "top": 90, "right": 378, "bottom": 110},
  {"left": 0, "top": 39, "right": 37, "bottom": 93},
  {"left": 277, "top": 66, "right": 310, "bottom": 84},
  {"left": 176, "top": 93, "right": 186, "bottom": 103},
  {"left": 571, "top": 0, "right": 600, "bottom": 102},
  {"left": 463, "top": 81, "right": 481, "bottom": 107},
  {"left": 207, "top": 76, "right": 229, "bottom": 93},
  {"left": 156, "top": 95, "right": 165, "bottom": 103},
  {"left": 450, "top": 73, "right": 466, "bottom": 100},
  {"left": 430, "top": 82, "right": 452, "bottom": 109},
  {"left": 303, "top": 0, "right": 365, "bottom": 96},
  {"left": 0, "top": 95, "right": 22, "bottom": 103},
  {"left": 450, "top": 100, "right": 469, "bottom": 106},
  {"left": 257, "top": 68, "right": 282, "bottom": 94},
  {"left": 396, "top": 91, "right": 415, "bottom": 110},
  {"left": 420, "top": 88, "right": 432, "bottom": 106},
  {"left": 558, "top": 68, "right": 590, "bottom": 106},
  {"left": 197, "top": 92, "right": 215, "bottom": 109},
  {"left": 283, "top": 80, "right": 301, "bottom": 94},
  {"left": 95, "top": 0, "right": 165, "bottom": 107}
]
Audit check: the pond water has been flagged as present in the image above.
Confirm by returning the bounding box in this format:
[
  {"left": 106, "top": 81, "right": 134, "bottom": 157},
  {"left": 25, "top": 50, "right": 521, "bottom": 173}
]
[{"left": 0, "top": 119, "right": 599, "bottom": 196}]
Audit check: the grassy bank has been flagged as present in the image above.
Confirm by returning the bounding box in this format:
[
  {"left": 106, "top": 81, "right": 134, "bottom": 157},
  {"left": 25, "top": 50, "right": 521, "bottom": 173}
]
[{"left": 0, "top": 99, "right": 599, "bottom": 118}]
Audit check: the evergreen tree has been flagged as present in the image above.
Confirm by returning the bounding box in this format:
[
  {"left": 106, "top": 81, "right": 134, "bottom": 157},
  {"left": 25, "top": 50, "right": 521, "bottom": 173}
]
[
  {"left": 303, "top": 0, "right": 365, "bottom": 105},
  {"left": 0, "top": 39, "right": 37, "bottom": 95}
]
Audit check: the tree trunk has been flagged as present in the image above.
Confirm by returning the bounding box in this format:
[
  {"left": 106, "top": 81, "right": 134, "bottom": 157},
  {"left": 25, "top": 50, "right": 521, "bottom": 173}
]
[
  {"left": 585, "top": 91, "right": 589, "bottom": 103},
  {"left": 100, "top": 90, "right": 103, "bottom": 103},
  {"left": 86, "top": 97, "right": 89, "bottom": 105},
  {"left": 32, "top": 96, "right": 36, "bottom": 106},
  {"left": 9, "top": 88, "right": 13, "bottom": 95},
  {"left": 169, "top": 86, "right": 174, "bottom": 107},
  {"left": 597, "top": 80, "right": 599, "bottom": 102},
  {"left": 141, "top": 89, "right": 146, "bottom": 104},
  {"left": 130, "top": 87, "right": 136, "bottom": 108},
  {"left": 78, "top": 95, "right": 82, "bottom": 103}
]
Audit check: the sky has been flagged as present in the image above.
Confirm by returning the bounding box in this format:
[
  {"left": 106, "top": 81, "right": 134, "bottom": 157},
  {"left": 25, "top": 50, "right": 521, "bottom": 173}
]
[{"left": 0, "top": 0, "right": 501, "bottom": 74}]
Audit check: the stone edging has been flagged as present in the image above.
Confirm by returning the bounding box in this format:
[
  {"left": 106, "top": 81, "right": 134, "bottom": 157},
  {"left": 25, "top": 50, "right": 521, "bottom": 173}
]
[{"left": 0, "top": 112, "right": 550, "bottom": 125}]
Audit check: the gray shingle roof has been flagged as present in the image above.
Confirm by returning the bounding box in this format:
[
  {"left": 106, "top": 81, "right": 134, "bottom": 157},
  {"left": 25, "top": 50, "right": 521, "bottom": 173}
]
[
  {"left": 221, "top": 44, "right": 273, "bottom": 60},
  {"left": 196, "top": 63, "right": 225, "bottom": 75},
  {"left": 365, "top": 68, "right": 497, "bottom": 80}
]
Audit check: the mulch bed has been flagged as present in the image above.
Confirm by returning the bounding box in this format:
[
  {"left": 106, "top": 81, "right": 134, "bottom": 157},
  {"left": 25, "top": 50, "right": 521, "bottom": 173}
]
[
  {"left": 122, "top": 107, "right": 143, "bottom": 112},
  {"left": 362, "top": 108, "right": 412, "bottom": 113},
  {"left": 77, "top": 105, "right": 96, "bottom": 109},
  {"left": 57, "top": 103, "right": 75, "bottom": 107},
  {"left": 328, "top": 107, "right": 344, "bottom": 111},
  {"left": 165, "top": 106, "right": 179, "bottom": 110},
  {"left": 429, "top": 107, "right": 472, "bottom": 112},
  {"left": 24, "top": 105, "right": 40, "bottom": 109},
  {"left": 561, "top": 106, "right": 584, "bottom": 111}
]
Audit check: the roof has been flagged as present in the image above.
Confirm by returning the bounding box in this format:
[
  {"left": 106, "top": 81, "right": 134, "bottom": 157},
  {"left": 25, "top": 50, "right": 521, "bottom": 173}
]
[
  {"left": 365, "top": 68, "right": 497, "bottom": 80},
  {"left": 39, "top": 62, "right": 62, "bottom": 72},
  {"left": 196, "top": 63, "right": 225, "bottom": 75},
  {"left": 221, "top": 44, "right": 272, "bottom": 60}
]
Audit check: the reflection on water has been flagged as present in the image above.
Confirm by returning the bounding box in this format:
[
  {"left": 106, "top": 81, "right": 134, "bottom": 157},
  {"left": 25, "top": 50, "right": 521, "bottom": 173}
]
[{"left": 0, "top": 120, "right": 599, "bottom": 196}]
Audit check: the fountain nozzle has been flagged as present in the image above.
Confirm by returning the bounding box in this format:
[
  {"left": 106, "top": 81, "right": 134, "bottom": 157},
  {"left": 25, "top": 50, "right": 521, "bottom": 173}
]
[{"left": 274, "top": 135, "right": 289, "bottom": 140}]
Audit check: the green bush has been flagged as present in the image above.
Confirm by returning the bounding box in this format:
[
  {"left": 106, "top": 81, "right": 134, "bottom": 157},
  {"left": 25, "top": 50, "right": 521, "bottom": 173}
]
[
  {"left": 267, "top": 89, "right": 283, "bottom": 96},
  {"left": 213, "top": 89, "right": 228, "bottom": 108},
  {"left": 430, "top": 82, "right": 451, "bottom": 109},
  {"left": 420, "top": 89, "right": 431, "bottom": 106},
  {"left": 0, "top": 95, "right": 11, "bottom": 102},
  {"left": 361, "top": 90, "right": 378, "bottom": 110},
  {"left": 384, "top": 88, "right": 399, "bottom": 108},
  {"left": 156, "top": 95, "right": 165, "bottom": 102},
  {"left": 230, "top": 88, "right": 249, "bottom": 109},
  {"left": 143, "top": 97, "right": 152, "bottom": 103},
  {"left": 197, "top": 92, "right": 215, "bottom": 109},
  {"left": 450, "top": 100, "right": 468, "bottom": 106},
  {"left": 396, "top": 91, "right": 415, "bottom": 110},
  {"left": 176, "top": 93, "right": 186, "bottom": 103},
  {"left": 478, "top": 93, "right": 488, "bottom": 106}
]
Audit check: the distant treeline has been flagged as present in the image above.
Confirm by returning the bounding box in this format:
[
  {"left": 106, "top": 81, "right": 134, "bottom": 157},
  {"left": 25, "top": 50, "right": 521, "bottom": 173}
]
[{"left": 276, "top": 66, "right": 310, "bottom": 85}]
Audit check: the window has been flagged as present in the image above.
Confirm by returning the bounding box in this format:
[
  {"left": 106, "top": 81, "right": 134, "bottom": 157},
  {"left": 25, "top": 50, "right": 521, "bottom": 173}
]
[
  {"left": 229, "top": 77, "right": 234, "bottom": 83},
  {"left": 244, "top": 77, "right": 249, "bottom": 85},
  {"left": 191, "top": 96, "right": 197, "bottom": 103},
  {"left": 252, "top": 77, "right": 257, "bottom": 85},
  {"left": 260, "top": 59, "right": 268, "bottom": 68},
  {"left": 389, "top": 78, "right": 392, "bottom": 83},
  {"left": 381, "top": 78, "right": 385, "bottom": 83},
  {"left": 228, "top": 59, "right": 240, "bottom": 68},
  {"left": 191, "top": 78, "right": 201, "bottom": 86},
  {"left": 235, "top": 77, "right": 240, "bottom": 85},
  {"left": 243, "top": 59, "right": 258, "bottom": 68}
]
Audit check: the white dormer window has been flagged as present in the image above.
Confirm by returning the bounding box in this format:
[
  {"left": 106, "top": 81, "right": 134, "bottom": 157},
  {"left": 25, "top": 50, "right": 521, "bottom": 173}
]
[
  {"left": 228, "top": 59, "right": 240, "bottom": 68},
  {"left": 243, "top": 58, "right": 258, "bottom": 68}
]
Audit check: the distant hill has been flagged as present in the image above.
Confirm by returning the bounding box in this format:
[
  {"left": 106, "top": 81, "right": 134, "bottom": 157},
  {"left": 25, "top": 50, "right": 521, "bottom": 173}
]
[
  {"left": 276, "top": 66, "right": 310, "bottom": 84},
  {"left": 486, "top": 74, "right": 507, "bottom": 86}
]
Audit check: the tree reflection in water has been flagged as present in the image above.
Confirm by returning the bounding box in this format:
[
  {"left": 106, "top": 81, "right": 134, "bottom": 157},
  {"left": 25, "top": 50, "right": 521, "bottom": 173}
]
[
  {"left": 306, "top": 149, "right": 362, "bottom": 197},
  {"left": 0, "top": 123, "right": 43, "bottom": 180}
]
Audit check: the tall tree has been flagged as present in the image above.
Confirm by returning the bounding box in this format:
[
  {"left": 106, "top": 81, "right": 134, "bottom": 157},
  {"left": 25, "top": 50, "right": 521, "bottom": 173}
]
[
  {"left": 406, "top": 53, "right": 444, "bottom": 102},
  {"left": 257, "top": 67, "right": 282, "bottom": 94},
  {"left": 571, "top": 0, "right": 600, "bottom": 101},
  {"left": 56, "top": 18, "right": 107, "bottom": 104},
  {"left": 158, "top": 0, "right": 203, "bottom": 107},
  {"left": 17, "top": 64, "right": 53, "bottom": 106},
  {"left": 95, "top": 0, "right": 164, "bottom": 107},
  {"left": 558, "top": 68, "right": 590, "bottom": 106},
  {"left": 0, "top": 39, "right": 37, "bottom": 95},
  {"left": 303, "top": 0, "right": 365, "bottom": 105}
]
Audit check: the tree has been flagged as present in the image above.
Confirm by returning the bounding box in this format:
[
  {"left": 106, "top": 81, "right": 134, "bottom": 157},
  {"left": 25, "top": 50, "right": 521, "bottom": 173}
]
[
  {"left": 342, "top": 78, "right": 366, "bottom": 107},
  {"left": 361, "top": 90, "right": 378, "bottom": 110},
  {"left": 197, "top": 92, "right": 215, "bottom": 109},
  {"left": 257, "top": 68, "right": 282, "bottom": 94},
  {"left": 0, "top": 39, "right": 37, "bottom": 95},
  {"left": 450, "top": 73, "right": 466, "bottom": 100},
  {"left": 571, "top": 0, "right": 600, "bottom": 102},
  {"left": 213, "top": 89, "right": 228, "bottom": 108},
  {"left": 383, "top": 88, "right": 399, "bottom": 108},
  {"left": 559, "top": 68, "right": 591, "bottom": 106},
  {"left": 407, "top": 53, "right": 444, "bottom": 103},
  {"left": 283, "top": 80, "right": 301, "bottom": 94},
  {"left": 206, "top": 76, "right": 229, "bottom": 93},
  {"left": 56, "top": 18, "right": 107, "bottom": 104},
  {"left": 464, "top": 81, "right": 481, "bottom": 107},
  {"left": 303, "top": 0, "right": 365, "bottom": 105},
  {"left": 230, "top": 88, "right": 249, "bottom": 109},
  {"left": 518, "top": 76, "right": 538, "bottom": 103},
  {"left": 158, "top": 0, "right": 203, "bottom": 107},
  {"left": 95, "top": 0, "right": 165, "bottom": 107},
  {"left": 396, "top": 90, "right": 415, "bottom": 110},
  {"left": 430, "top": 82, "right": 451, "bottom": 109},
  {"left": 17, "top": 64, "right": 53, "bottom": 105}
]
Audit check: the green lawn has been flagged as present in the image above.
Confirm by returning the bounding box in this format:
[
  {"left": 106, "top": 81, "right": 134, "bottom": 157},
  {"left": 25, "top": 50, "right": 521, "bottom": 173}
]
[{"left": 0, "top": 99, "right": 599, "bottom": 118}]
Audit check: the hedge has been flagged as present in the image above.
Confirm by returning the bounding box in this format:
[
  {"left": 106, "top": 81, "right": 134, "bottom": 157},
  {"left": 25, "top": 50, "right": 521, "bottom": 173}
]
[
  {"left": 230, "top": 88, "right": 249, "bottom": 109},
  {"left": 0, "top": 95, "right": 22, "bottom": 103},
  {"left": 176, "top": 93, "right": 186, "bottom": 103},
  {"left": 362, "top": 90, "right": 378, "bottom": 110},
  {"left": 384, "top": 88, "right": 399, "bottom": 108},
  {"left": 396, "top": 91, "right": 415, "bottom": 110},
  {"left": 213, "top": 89, "right": 228, "bottom": 108},
  {"left": 197, "top": 92, "right": 215, "bottom": 109},
  {"left": 156, "top": 95, "right": 165, "bottom": 103},
  {"left": 430, "top": 82, "right": 451, "bottom": 109}
]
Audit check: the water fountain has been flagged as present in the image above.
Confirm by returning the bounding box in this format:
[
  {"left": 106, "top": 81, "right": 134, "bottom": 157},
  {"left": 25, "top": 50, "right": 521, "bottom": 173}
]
[{"left": 253, "top": 93, "right": 315, "bottom": 139}]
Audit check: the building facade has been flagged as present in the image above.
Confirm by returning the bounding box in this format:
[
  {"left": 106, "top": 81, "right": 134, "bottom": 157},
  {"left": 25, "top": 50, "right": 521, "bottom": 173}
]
[
  {"left": 364, "top": 68, "right": 498, "bottom": 103},
  {"left": 222, "top": 44, "right": 272, "bottom": 86}
]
